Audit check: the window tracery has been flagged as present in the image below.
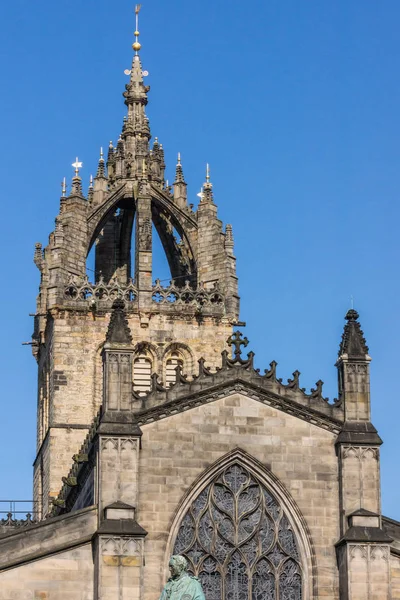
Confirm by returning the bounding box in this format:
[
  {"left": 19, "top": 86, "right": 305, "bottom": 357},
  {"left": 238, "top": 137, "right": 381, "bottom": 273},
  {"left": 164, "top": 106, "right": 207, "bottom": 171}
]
[{"left": 173, "top": 463, "right": 302, "bottom": 600}]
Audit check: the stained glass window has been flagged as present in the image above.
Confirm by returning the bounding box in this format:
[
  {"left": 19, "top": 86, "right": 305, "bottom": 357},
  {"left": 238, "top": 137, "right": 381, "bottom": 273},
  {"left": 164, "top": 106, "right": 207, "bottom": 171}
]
[{"left": 173, "top": 463, "right": 302, "bottom": 600}]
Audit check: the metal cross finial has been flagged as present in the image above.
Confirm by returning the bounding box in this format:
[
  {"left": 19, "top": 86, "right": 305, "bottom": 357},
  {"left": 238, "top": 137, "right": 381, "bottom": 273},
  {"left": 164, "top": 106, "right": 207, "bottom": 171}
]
[
  {"left": 227, "top": 331, "right": 249, "bottom": 359},
  {"left": 72, "top": 157, "right": 82, "bottom": 177}
]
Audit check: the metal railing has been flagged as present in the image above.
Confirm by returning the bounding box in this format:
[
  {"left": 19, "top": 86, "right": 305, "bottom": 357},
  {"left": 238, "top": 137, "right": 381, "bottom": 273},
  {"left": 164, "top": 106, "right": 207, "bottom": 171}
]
[{"left": 0, "top": 500, "right": 39, "bottom": 522}]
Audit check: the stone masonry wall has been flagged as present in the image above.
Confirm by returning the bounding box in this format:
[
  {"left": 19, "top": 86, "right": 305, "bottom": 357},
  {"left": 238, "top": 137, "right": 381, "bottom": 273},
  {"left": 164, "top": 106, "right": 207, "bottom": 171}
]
[
  {"left": 392, "top": 554, "right": 400, "bottom": 600},
  {"left": 0, "top": 543, "right": 93, "bottom": 600},
  {"left": 137, "top": 393, "right": 340, "bottom": 600},
  {"left": 34, "top": 308, "right": 233, "bottom": 513}
]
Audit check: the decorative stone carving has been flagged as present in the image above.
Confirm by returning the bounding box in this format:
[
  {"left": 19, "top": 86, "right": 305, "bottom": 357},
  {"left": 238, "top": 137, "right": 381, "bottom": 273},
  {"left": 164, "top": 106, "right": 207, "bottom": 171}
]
[
  {"left": 152, "top": 279, "right": 224, "bottom": 308},
  {"left": 349, "top": 545, "right": 368, "bottom": 561},
  {"left": 64, "top": 274, "right": 138, "bottom": 305},
  {"left": 342, "top": 447, "right": 379, "bottom": 460},
  {"left": 101, "top": 438, "right": 138, "bottom": 453},
  {"left": 101, "top": 536, "right": 142, "bottom": 556}
]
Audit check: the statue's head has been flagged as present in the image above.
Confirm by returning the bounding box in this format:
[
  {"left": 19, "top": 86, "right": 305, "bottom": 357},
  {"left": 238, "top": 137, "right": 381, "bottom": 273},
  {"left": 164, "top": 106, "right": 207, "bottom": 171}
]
[{"left": 169, "top": 555, "right": 188, "bottom": 578}]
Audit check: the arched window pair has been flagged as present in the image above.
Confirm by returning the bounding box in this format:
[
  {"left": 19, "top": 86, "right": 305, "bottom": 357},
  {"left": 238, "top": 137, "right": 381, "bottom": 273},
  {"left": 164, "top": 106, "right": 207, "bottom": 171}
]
[
  {"left": 173, "top": 462, "right": 304, "bottom": 600},
  {"left": 133, "top": 350, "right": 184, "bottom": 395}
]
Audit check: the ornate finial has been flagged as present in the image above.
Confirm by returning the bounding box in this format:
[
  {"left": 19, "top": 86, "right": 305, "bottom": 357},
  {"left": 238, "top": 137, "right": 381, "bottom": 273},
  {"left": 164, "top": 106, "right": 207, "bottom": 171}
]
[
  {"left": 61, "top": 177, "right": 67, "bottom": 197},
  {"left": 175, "top": 152, "right": 186, "bottom": 184},
  {"left": 109, "top": 140, "right": 113, "bottom": 149},
  {"left": 133, "top": 4, "right": 142, "bottom": 54},
  {"left": 345, "top": 309, "right": 359, "bottom": 322},
  {"left": 89, "top": 174, "right": 93, "bottom": 189},
  {"left": 202, "top": 164, "right": 213, "bottom": 203},
  {"left": 227, "top": 331, "right": 249, "bottom": 360},
  {"left": 96, "top": 147, "right": 106, "bottom": 178},
  {"left": 72, "top": 157, "right": 83, "bottom": 177},
  {"left": 338, "top": 309, "right": 369, "bottom": 357}
]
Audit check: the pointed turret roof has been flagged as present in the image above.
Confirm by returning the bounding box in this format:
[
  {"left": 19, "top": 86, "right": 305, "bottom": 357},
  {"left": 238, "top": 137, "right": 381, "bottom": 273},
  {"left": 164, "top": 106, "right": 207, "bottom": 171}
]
[
  {"left": 174, "top": 153, "right": 186, "bottom": 184},
  {"left": 106, "top": 298, "right": 132, "bottom": 345},
  {"left": 338, "top": 309, "right": 369, "bottom": 358},
  {"left": 95, "top": 147, "right": 106, "bottom": 178},
  {"left": 201, "top": 164, "right": 214, "bottom": 203}
]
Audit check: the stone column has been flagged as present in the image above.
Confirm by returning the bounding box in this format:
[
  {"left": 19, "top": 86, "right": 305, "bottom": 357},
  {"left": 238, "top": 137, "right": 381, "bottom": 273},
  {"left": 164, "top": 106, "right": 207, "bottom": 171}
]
[{"left": 135, "top": 179, "right": 153, "bottom": 310}]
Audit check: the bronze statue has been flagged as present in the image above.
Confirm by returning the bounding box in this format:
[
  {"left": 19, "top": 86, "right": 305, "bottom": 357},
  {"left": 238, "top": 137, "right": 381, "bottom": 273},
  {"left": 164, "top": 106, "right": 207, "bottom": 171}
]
[{"left": 159, "top": 555, "right": 205, "bottom": 600}]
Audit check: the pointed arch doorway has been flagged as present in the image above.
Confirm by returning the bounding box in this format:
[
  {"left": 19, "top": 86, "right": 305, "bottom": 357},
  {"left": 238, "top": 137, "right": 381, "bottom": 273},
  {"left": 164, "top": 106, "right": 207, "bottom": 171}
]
[{"left": 171, "top": 456, "right": 308, "bottom": 600}]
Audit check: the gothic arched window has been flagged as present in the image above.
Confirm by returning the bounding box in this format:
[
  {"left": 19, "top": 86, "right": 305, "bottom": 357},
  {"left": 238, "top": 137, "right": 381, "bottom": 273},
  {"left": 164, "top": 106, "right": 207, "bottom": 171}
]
[
  {"left": 165, "top": 351, "right": 184, "bottom": 387},
  {"left": 173, "top": 463, "right": 303, "bottom": 600},
  {"left": 133, "top": 353, "right": 152, "bottom": 395}
]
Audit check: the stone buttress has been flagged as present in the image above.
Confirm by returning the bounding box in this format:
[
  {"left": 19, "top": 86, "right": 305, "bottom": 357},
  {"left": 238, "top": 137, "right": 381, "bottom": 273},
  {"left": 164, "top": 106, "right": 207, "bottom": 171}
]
[{"left": 335, "top": 310, "right": 392, "bottom": 600}]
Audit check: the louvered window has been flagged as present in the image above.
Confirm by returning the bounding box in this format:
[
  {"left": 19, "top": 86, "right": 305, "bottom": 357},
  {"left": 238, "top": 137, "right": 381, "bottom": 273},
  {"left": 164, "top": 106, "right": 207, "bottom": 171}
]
[
  {"left": 165, "top": 352, "right": 183, "bottom": 387},
  {"left": 133, "top": 354, "right": 152, "bottom": 395}
]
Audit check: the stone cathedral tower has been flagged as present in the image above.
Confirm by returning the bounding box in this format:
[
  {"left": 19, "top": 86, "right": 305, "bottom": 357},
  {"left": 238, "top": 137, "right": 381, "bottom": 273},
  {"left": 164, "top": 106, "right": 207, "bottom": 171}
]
[
  {"left": 31, "top": 16, "right": 239, "bottom": 519},
  {"left": 0, "top": 8, "right": 400, "bottom": 600}
]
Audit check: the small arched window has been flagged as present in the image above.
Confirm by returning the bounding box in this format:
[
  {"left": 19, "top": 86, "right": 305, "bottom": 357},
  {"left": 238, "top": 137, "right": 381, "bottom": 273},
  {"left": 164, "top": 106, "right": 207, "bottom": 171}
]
[
  {"left": 133, "top": 353, "right": 152, "bottom": 395},
  {"left": 165, "top": 351, "right": 184, "bottom": 387}
]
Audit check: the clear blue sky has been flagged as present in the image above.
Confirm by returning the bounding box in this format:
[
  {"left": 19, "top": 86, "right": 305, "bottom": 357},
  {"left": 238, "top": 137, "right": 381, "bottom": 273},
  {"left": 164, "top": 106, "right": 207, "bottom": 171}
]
[{"left": 0, "top": 0, "right": 399, "bottom": 518}]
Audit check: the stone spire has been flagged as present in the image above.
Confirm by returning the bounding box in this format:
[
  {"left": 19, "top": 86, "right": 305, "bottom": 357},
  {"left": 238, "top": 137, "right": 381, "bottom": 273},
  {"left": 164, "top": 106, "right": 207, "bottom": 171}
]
[
  {"left": 201, "top": 163, "right": 214, "bottom": 203},
  {"left": 96, "top": 147, "right": 106, "bottom": 179},
  {"left": 338, "top": 309, "right": 369, "bottom": 358},
  {"left": 106, "top": 298, "right": 133, "bottom": 345},
  {"left": 174, "top": 153, "right": 185, "bottom": 184},
  {"left": 173, "top": 153, "right": 187, "bottom": 207}
]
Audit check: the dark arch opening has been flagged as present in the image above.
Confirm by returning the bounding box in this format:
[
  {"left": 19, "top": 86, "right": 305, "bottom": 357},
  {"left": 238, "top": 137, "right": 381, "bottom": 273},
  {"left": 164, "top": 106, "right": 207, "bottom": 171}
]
[{"left": 86, "top": 195, "right": 197, "bottom": 287}]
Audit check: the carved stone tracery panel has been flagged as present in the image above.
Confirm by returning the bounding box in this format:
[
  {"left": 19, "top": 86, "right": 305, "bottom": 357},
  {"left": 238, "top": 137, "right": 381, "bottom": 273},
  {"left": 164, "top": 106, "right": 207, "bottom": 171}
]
[{"left": 173, "top": 463, "right": 303, "bottom": 600}]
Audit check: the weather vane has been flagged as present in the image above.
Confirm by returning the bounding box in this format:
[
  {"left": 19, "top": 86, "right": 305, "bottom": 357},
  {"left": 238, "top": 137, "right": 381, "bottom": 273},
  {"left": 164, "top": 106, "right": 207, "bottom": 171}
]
[
  {"left": 124, "top": 4, "right": 149, "bottom": 77},
  {"left": 72, "top": 157, "right": 83, "bottom": 177},
  {"left": 133, "top": 4, "right": 142, "bottom": 54}
]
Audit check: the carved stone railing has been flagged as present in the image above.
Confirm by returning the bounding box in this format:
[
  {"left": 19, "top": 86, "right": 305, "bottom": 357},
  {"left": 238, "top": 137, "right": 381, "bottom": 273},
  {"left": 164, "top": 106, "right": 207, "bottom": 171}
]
[
  {"left": 64, "top": 275, "right": 138, "bottom": 307},
  {"left": 62, "top": 276, "right": 225, "bottom": 314},
  {"left": 151, "top": 279, "right": 224, "bottom": 309}
]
